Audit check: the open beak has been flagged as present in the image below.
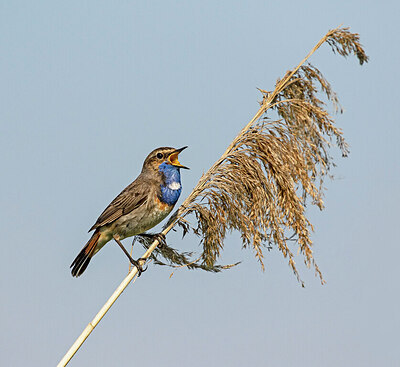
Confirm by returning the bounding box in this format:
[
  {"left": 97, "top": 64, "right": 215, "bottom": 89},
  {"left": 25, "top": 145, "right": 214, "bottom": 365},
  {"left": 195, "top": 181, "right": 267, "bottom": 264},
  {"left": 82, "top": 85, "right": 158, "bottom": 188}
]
[{"left": 168, "top": 146, "right": 189, "bottom": 169}]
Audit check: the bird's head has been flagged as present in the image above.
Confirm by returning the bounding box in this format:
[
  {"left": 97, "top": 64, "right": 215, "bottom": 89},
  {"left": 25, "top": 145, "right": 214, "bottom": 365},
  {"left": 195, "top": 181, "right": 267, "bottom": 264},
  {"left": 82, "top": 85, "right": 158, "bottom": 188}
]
[{"left": 142, "top": 146, "right": 189, "bottom": 173}]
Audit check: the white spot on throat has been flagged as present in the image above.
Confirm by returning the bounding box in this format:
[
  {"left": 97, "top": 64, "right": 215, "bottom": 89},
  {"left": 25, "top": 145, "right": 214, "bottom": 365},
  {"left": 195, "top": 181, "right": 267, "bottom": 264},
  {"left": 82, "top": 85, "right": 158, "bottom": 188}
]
[{"left": 168, "top": 182, "right": 181, "bottom": 190}]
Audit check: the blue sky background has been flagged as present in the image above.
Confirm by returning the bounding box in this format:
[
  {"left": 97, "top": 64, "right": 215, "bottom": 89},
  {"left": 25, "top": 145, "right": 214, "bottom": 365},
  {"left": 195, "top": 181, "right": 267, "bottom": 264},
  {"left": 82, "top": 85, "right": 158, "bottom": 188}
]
[{"left": 1, "top": 1, "right": 399, "bottom": 366}]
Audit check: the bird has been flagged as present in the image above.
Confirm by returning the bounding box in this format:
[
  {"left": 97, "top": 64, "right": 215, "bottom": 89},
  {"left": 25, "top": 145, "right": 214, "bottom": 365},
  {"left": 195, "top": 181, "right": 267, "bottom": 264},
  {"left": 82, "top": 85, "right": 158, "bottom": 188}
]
[{"left": 70, "top": 146, "right": 188, "bottom": 277}]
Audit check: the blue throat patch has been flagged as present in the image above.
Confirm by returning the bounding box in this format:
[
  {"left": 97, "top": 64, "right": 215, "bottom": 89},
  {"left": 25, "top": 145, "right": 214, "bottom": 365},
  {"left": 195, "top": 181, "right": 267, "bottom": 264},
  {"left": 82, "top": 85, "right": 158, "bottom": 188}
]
[{"left": 158, "top": 162, "right": 182, "bottom": 205}]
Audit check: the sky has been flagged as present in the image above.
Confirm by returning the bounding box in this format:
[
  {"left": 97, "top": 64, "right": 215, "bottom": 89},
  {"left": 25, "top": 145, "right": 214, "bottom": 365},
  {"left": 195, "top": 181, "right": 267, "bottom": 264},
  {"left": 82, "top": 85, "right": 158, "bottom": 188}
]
[{"left": 1, "top": 1, "right": 399, "bottom": 366}]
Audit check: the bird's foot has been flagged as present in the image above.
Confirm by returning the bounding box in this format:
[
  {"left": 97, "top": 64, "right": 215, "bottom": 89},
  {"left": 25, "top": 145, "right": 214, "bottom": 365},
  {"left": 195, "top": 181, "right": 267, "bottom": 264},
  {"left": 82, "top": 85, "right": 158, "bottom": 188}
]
[
  {"left": 130, "top": 257, "right": 148, "bottom": 277},
  {"left": 113, "top": 235, "right": 148, "bottom": 276},
  {"left": 139, "top": 232, "right": 167, "bottom": 248}
]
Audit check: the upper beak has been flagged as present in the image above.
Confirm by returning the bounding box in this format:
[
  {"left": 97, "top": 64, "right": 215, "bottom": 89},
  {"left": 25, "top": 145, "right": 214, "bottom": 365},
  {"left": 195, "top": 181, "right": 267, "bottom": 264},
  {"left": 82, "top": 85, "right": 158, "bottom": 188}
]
[{"left": 168, "top": 146, "right": 189, "bottom": 169}]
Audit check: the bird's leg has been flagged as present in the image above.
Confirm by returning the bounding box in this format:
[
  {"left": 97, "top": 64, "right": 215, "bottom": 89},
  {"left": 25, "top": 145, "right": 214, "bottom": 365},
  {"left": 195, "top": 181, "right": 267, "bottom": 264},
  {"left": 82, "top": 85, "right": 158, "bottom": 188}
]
[
  {"left": 128, "top": 237, "right": 136, "bottom": 273},
  {"left": 139, "top": 232, "right": 167, "bottom": 248},
  {"left": 113, "top": 235, "right": 147, "bottom": 276}
]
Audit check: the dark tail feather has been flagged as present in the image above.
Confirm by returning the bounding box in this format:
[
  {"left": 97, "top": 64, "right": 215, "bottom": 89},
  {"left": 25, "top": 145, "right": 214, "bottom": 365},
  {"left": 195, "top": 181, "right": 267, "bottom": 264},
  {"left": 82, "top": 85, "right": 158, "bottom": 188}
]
[{"left": 70, "top": 232, "right": 101, "bottom": 277}]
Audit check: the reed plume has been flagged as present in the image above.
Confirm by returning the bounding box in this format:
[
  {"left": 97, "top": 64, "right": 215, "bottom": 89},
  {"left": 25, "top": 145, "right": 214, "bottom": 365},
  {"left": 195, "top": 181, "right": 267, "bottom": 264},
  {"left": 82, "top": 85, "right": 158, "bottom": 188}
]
[{"left": 141, "top": 26, "right": 368, "bottom": 285}]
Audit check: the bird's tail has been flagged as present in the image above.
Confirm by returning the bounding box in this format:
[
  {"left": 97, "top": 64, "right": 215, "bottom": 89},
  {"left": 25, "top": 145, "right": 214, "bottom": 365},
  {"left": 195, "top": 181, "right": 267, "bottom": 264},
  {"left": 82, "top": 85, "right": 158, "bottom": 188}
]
[{"left": 70, "top": 231, "right": 101, "bottom": 277}]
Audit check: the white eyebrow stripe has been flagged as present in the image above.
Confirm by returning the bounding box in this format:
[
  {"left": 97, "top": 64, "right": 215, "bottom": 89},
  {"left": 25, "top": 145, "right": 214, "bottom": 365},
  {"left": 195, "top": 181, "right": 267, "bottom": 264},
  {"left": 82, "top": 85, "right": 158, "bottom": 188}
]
[{"left": 168, "top": 182, "right": 181, "bottom": 190}]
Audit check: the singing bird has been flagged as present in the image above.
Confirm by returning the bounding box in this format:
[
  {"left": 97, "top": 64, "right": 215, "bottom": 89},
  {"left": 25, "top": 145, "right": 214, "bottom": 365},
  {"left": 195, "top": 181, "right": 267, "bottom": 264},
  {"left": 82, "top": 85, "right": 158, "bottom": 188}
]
[{"left": 71, "top": 146, "right": 188, "bottom": 277}]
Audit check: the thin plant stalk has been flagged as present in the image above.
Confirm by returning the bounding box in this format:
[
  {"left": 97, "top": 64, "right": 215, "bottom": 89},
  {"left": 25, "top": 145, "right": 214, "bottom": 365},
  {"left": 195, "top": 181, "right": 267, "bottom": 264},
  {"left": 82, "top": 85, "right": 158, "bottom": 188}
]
[{"left": 57, "top": 25, "right": 366, "bottom": 365}]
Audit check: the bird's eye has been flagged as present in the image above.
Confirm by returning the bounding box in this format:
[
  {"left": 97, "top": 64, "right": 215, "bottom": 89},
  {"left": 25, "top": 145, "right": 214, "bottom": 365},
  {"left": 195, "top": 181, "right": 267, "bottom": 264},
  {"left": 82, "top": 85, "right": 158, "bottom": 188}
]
[{"left": 156, "top": 153, "right": 164, "bottom": 159}]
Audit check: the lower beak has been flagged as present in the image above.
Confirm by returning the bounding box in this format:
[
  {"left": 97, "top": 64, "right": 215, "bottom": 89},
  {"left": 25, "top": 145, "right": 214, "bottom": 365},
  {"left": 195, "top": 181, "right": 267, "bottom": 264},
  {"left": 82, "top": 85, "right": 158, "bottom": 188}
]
[{"left": 168, "top": 146, "right": 189, "bottom": 169}]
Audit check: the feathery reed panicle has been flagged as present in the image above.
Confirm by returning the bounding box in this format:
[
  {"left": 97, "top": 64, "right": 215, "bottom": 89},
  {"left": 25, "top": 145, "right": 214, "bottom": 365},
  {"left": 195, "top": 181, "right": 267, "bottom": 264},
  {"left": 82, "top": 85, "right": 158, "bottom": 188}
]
[{"left": 147, "top": 26, "right": 367, "bottom": 284}]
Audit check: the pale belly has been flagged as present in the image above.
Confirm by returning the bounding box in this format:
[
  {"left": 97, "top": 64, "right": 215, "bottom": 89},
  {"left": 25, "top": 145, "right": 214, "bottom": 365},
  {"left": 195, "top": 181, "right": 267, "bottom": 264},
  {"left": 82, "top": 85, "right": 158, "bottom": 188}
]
[
  {"left": 93, "top": 200, "right": 173, "bottom": 255},
  {"left": 114, "top": 204, "right": 173, "bottom": 239}
]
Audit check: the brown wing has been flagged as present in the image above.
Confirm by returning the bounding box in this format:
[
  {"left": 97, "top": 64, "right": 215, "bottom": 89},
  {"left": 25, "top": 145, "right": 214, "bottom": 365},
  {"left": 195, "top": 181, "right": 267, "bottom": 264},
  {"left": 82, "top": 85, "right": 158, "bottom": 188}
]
[{"left": 88, "top": 178, "right": 150, "bottom": 232}]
